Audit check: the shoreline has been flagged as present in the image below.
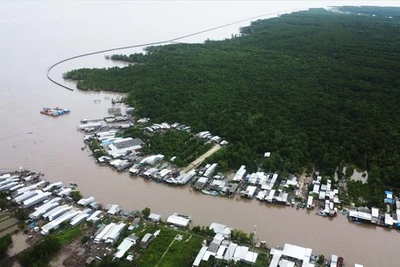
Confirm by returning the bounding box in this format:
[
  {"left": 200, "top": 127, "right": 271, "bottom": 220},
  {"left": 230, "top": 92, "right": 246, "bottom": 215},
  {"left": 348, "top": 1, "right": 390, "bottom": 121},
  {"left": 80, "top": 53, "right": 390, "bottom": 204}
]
[
  {"left": 48, "top": 8, "right": 307, "bottom": 92},
  {"left": 0, "top": 168, "right": 365, "bottom": 266},
  {"left": 77, "top": 109, "right": 397, "bottom": 234}
]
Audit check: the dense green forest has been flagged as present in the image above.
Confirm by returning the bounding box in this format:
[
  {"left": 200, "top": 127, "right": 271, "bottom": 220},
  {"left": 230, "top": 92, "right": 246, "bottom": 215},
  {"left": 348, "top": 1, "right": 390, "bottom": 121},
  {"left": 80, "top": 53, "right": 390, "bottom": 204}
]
[
  {"left": 129, "top": 130, "right": 213, "bottom": 167},
  {"left": 65, "top": 8, "right": 400, "bottom": 191},
  {"left": 107, "top": 53, "right": 146, "bottom": 63},
  {"left": 338, "top": 5, "right": 400, "bottom": 18}
]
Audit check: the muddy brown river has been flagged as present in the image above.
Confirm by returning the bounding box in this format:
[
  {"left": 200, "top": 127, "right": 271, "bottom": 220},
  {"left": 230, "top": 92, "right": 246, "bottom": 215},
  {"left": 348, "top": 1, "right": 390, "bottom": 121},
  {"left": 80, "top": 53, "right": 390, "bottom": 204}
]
[{"left": 1, "top": 2, "right": 399, "bottom": 266}]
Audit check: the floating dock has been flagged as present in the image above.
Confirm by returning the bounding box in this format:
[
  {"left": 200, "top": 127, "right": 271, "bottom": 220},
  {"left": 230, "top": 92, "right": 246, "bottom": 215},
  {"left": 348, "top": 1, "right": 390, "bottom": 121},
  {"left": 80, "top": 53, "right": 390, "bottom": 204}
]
[{"left": 40, "top": 107, "right": 70, "bottom": 117}]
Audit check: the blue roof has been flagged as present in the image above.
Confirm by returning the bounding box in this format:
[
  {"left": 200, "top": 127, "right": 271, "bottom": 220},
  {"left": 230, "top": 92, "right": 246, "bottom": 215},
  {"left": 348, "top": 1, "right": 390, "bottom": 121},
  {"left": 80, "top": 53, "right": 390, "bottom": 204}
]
[
  {"left": 101, "top": 140, "right": 114, "bottom": 146},
  {"left": 385, "top": 198, "right": 393, "bottom": 204},
  {"left": 385, "top": 190, "right": 393, "bottom": 195}
]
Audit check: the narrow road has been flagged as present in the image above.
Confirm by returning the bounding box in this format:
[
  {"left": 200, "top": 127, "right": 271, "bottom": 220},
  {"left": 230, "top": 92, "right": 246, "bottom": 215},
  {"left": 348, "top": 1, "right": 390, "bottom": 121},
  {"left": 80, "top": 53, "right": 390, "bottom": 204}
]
[
  {"left": 155, "top": 234, "right": 180, "bottom": 267},
  {"left": 181, "top": 144, "right": 222, "bottom": 174}
]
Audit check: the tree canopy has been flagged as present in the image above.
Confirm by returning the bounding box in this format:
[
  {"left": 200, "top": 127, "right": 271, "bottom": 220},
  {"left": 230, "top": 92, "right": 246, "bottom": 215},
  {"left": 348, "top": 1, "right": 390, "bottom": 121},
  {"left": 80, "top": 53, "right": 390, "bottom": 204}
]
[{"left": 64, "top": 7, "right": 400, "bottom": 190}]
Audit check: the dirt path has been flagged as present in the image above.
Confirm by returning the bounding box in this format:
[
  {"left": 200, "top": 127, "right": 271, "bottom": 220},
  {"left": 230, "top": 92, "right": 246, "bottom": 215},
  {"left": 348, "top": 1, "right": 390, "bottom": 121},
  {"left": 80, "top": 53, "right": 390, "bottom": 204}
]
[
  {"left": 298, "top": 172, "right": 312, "bottom": 199},
  {"left": 155, "top": 234, "right": 179, "bottom": 267},
  {"left": 49, "top": 238, "right": 83, "bottom": 267},
  {"left": 181, "top": 144, "right": 222, "bottom": 173}
]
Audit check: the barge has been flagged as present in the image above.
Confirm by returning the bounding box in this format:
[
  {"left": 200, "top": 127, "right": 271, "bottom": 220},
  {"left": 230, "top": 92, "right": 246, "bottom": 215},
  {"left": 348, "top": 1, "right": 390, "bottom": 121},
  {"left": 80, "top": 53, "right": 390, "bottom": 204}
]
[{"left": 40, "top": 107, "right": 70, "bottom": 117}]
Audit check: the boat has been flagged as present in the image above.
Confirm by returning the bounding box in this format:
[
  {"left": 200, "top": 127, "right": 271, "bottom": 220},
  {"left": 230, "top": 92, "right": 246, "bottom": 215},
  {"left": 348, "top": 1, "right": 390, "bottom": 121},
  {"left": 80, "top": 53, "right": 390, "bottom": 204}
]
[
  {"left": 337, "top": 256, "right": 344, "bottom": 267},
  {"left": 173, "top": 213, "right": 192, "bottom": 221},
  {"left": 40, "top": 107, "right": 70, "bottom": 117},
  {"left": 202, "top": 189, "right": 219, "bottom": 196},
  {"left": 342, "top": 208, "right": 348, "bottom": 215},
  {"left": 316, "top": 210, "right": 327, "bottom": 217}
]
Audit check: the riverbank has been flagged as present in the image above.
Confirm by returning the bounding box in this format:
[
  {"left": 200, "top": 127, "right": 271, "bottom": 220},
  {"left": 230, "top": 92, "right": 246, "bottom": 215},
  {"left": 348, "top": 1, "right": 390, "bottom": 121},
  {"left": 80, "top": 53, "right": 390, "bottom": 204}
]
[{"left": 0, "top": 168, "right": 367, "bottom": 266}]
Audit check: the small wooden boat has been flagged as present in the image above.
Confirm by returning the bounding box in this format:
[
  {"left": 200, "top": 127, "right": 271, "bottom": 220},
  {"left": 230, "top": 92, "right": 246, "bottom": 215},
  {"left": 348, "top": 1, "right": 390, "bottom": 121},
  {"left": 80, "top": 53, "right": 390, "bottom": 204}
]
[
  {"left": 202, "top": 189, "right": 219, "bottom": 196},
  {"left": 316, "top": 210, "right": 327, "bottom": 217}
]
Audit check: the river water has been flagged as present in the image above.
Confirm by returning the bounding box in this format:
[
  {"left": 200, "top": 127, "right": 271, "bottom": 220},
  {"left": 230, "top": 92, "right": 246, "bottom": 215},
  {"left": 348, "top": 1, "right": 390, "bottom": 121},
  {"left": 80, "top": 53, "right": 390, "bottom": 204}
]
[{"left": 1, "top": 1, "right": 399, "bottom": 266}]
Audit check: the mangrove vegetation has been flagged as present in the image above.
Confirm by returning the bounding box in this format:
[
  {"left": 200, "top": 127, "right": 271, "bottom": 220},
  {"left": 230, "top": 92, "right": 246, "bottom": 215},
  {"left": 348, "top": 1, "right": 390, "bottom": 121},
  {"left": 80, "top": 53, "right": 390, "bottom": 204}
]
[{"left": 64, "top": 8, "right": 400, "bottom": 194}]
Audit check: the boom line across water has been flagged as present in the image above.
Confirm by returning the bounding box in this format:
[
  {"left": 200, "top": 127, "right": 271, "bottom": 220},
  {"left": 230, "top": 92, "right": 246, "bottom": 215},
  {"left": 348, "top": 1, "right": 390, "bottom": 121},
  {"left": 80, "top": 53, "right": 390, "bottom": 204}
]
[{"left": 46, "top": 8, "right": 303, "bottom": 91}]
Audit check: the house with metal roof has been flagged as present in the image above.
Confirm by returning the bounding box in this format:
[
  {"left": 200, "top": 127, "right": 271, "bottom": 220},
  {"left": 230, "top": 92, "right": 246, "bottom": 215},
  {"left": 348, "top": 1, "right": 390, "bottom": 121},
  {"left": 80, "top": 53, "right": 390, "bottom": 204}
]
[
  {"left": 43, "top": 182, "right": 63, "bottom": 192},
  {"left": 269, "top": 243, "right": 314, "bottom": 267},
  {"left": 175, "top": 169, "right": 196, "bottom": 185},
  {"left": 30, "top": 202, "right": 60, "bottom": 220},
  {"left": 384, "top": 213, "right": 394, "bottom": 227},
  {"left": 78, "top": 196, "right": 95, "bottom": 206},
  {"left": 0, "top": 181, "right": 19, "bottom": 192},
  {"left": 241, "top": 186, "right": 257, "bottom": 199},
  {"left": 233, "top": 246, "right": 249, "bottom": 262},
  {"left": 306, "top": 196, "right": 314, "bottom": 209},
  {"left": 48, "top": 205, "right": 73, "bottom": 221},
  {"left": 42, "top": 205, "right": 66, "bottom": 220},
  {"left": 261, "top": 173, "right": 278, "bottom": 190},
  {"left": 265, "top": 189, "right": 276, "bottom": 203},
  {"left": 57, "top": 187, "right": 72, "bottom": 197},
  {"left": 70, "top": 209, "right": 91, "bottom": 227},
  {"left": 23, "top": 192, "right": 52, "bottom": 208},
  {"left": 94, "top": 223, "right": 115, "bottom": 243},
  {"left": 128, "top": 218, "right": 141, "bottom": 231},
  {"left": 224, "top": 242, "right": 238, "bottom": 261},
  {"left": 41, "top": 209, "right": 80, "bottom": 235},
  {"left": 384, "top": 190, "right": 393, "bottom": 204},
  {"left": 140, "top": 233, "right": 154, "bottom": 248},
  {"left": 194, "top": 177, "right": 208, "bottom": 190},
  {"left": 215, "top": 245, "right": 227, "bottom": 260},
  {"left": 143, "top": 168, "right": 159, "bottom": 179},
  {"left": 14, "top": 184, "right": 38, "bottom": 197},
  {"left": 371, "top": 207, "right": 380, "bottom": 224},
  {"left": 115, "top": 236, "right": 137, "bottom": 259},
  {"left": 140, "top": 154, "right": 164, "bottom": 166},
  {"left": 104, "top": 223, "right": 126, "bottom": 244},
  {"left": 232, "top": 165, "right": 246, "bottom": 182},
  {"left": 0, "top": 176, "right": 18, "bottom": 183},
  {"left": 209, "top": 180, "right": 226, "bottom": 192},
  {"left": 14, "top": 190, "right": 41, "bottom": 203},
  {"left": 9, "top": 184, "right": 24, "bottom": 192},
  {"left": 148, "top": 213, "right": 161, "bottom": 222},
  {"left": 87, "top": 210, "right": 102, "bottom": 222},
  {"left": 108, "top": 137, "right": 144, "bottom": 156},
  {"left": 256, "top": 190, "right": 267, "bottom": 201},
  {"left": 348, "top": 210, "right": 372, "bottom": 223},
  {"left": 312, "top": 183, "right": 320, "bottom": 194},
  {"left": 204, "top": 163, "right": 217, "bottom": 177},
  {"left": 193, "top": 246, "right": 208, "bottom": 267},
  {"left": 107, "top": 204, "right": 121, "bottom": 215},
  {"left": 166, "top": 213, "right": 191, "bottom": 228}
]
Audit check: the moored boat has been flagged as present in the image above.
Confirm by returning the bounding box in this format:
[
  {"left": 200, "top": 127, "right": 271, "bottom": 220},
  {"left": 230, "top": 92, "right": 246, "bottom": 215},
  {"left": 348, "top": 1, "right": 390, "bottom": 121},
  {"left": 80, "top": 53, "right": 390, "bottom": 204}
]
[
  {"left": 173, "top": 213, "right": 192, "bottom": 221},
  {"left": 40, "top": 107, "right": 70, "bottom": 117},
  {"left": 337, "top": 256, "right": 344, "bottom": 267},
  {"left": 202, "top": 189, "right": 219, "bottom": 196},
  {"left": 316, "top": 210, "right": 327, "bottom": 217}
]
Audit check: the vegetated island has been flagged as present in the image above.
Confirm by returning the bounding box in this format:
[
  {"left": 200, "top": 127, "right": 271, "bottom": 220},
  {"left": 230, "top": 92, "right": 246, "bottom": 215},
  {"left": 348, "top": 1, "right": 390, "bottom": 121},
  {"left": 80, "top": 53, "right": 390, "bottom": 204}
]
[
  {"left": 105, "top": 53, "right": 145, "bottom": 63},
  {"left": 64, "top": 7, "right": 400, "bottom": 207}
]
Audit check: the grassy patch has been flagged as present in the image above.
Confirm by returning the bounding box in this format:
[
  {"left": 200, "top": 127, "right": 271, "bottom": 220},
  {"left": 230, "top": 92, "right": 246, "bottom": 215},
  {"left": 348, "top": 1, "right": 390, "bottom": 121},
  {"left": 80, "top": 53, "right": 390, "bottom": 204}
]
[
  {"left": 135, "top": 226, "right": 202, "bottom": 267},
  {"left": 141, "top": 131, "right": 212, "bottom": 167},
  {"left": 56, "top": 227, "right": 82, "bottom": 245},
  {"left": 0, "top": 217, "right": 18, "bottom": 230},
  {"left": 0, "top": 225, "right": 18, "bottom": 238},
  {"left": 157, "top": 234, "right": 203, "bottom": 267},
  {"left": 253, "top": 252, "right": 270, "bottom": 267}
]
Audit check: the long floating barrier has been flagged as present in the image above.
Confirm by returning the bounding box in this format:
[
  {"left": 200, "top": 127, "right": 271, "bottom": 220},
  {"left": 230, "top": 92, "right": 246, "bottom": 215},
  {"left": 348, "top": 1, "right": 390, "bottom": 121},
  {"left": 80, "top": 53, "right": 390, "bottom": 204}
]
[{"left": 46, "top": 8, "right": 303, "bottom": 91}]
